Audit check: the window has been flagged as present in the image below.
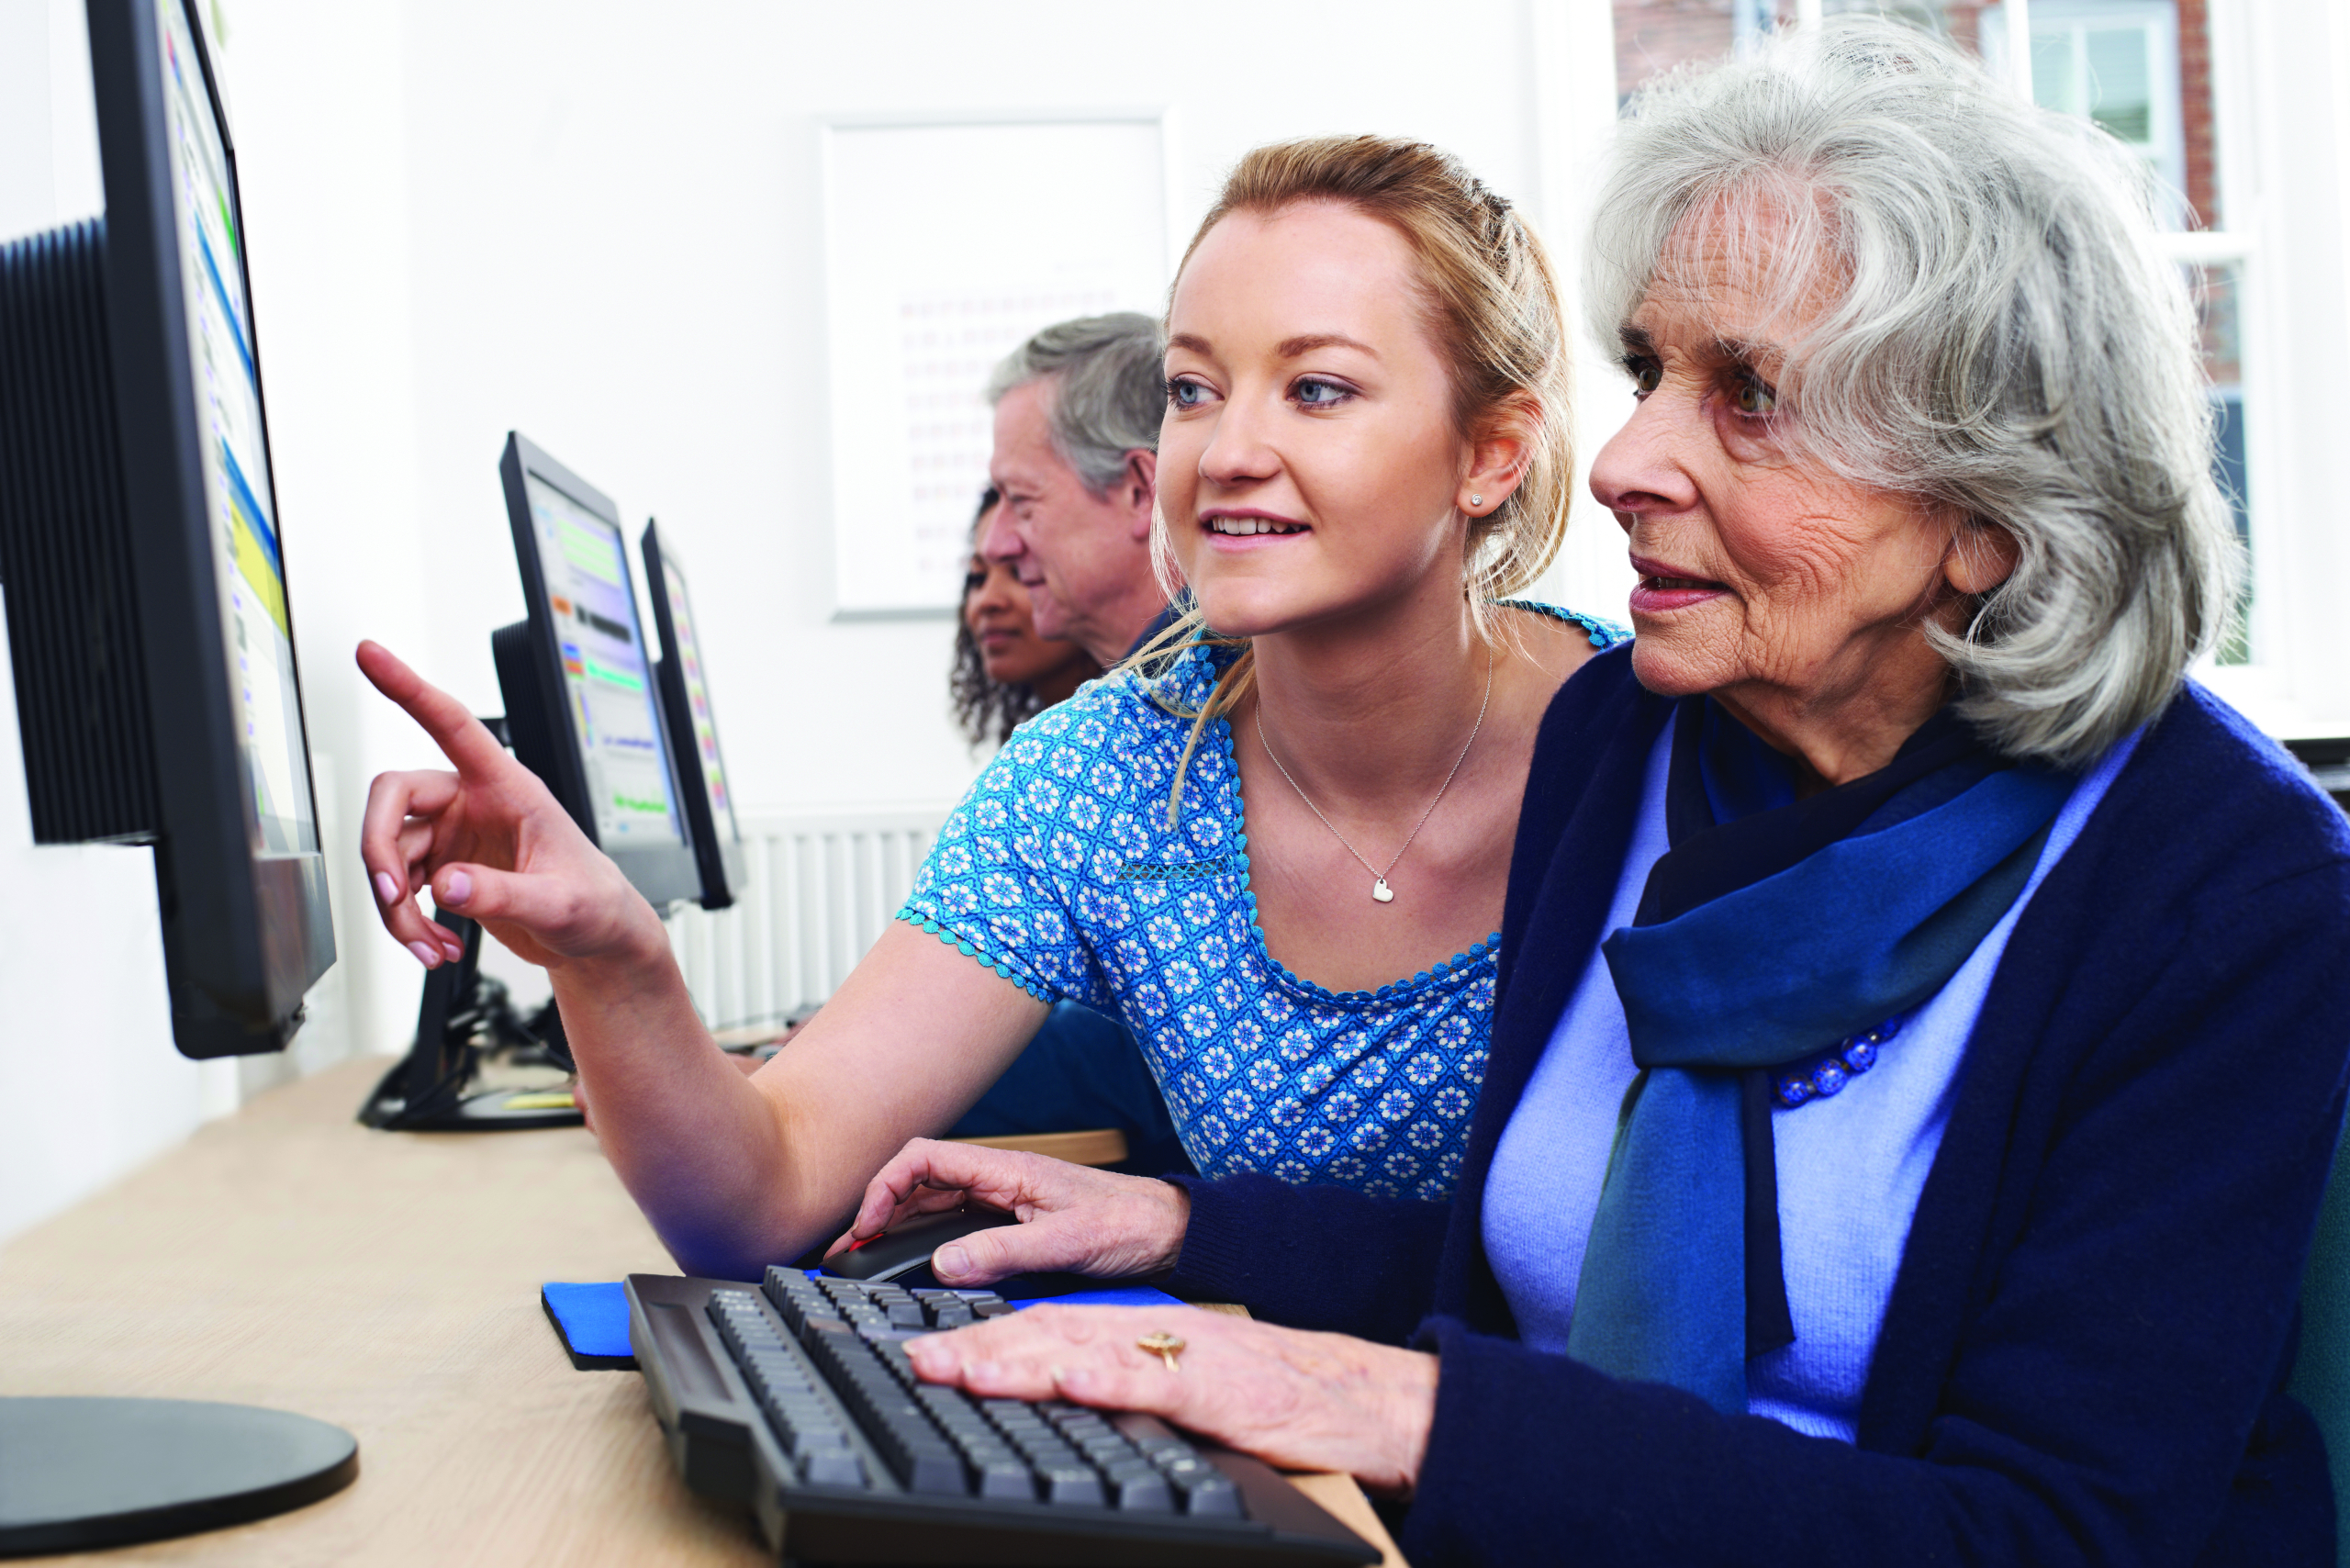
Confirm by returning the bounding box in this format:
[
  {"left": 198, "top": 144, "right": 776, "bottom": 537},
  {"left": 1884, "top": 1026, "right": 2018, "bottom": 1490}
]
[{"left": 1606, "top": 0, "right": 2256, "bottom": 666}]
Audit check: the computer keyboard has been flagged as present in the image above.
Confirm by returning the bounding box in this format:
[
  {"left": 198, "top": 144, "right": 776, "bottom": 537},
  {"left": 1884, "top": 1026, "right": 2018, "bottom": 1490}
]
[{"left": 625, "top": 1271, "right": 1381, "bottom": 1566}]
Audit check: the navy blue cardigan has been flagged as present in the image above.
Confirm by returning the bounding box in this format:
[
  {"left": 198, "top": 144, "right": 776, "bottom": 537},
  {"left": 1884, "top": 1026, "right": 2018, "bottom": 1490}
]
[{"left": 1168, "top": 647, "right": 2350, "bottom": 1566}]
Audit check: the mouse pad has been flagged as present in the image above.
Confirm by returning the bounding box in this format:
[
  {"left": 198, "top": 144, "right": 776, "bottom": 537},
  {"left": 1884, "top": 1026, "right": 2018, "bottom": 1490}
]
[
  {"left": 542, "top": 1274, "right": 1186, "bottom": 1372},
  {"left": 543, "top": 1282, "right": 637, "bottom": 1370}
]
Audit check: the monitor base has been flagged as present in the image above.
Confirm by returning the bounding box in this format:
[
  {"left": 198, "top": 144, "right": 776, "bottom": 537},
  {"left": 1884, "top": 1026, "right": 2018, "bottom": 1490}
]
[
  {"left": 0, "top": 1396, "right": 357, "bottom": 1555},
  {"left": 357, "top": 908, "right": 583, "bottom": 1133},
  {"left": 358, "top": 1065, "right": 585, "bottom": 1132}
]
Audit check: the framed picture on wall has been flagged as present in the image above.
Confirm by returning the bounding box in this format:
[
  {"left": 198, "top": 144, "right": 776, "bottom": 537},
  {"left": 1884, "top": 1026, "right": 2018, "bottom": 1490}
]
[{"left": 820, "top": 113, "right": 1171, "bottom": 617}]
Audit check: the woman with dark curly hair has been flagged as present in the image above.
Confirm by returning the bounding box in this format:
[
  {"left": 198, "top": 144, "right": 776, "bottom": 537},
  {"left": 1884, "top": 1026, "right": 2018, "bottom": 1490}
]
[
  {"left": 950, "top": 488, "right": 1099, "bottom": 750},
  {"left": 942, "top": 486, "right": 1181, "bottom": 1169}
]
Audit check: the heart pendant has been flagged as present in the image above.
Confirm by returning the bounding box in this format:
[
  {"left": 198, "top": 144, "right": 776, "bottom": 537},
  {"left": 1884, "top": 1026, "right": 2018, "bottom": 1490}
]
[{"left": 1371, "top": 878, "right": 1394, "bottom": 903}]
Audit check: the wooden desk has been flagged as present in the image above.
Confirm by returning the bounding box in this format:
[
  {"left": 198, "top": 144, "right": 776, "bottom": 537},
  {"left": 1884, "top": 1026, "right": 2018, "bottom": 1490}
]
[{"left": 0, "top": 1058, "right": 1403, "bottom": 1565}]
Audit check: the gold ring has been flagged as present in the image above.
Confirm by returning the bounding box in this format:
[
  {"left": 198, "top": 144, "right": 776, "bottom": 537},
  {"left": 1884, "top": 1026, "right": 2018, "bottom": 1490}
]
[{"left": 1136, "top": 1330, "right": 1186, "bottom": 1372}]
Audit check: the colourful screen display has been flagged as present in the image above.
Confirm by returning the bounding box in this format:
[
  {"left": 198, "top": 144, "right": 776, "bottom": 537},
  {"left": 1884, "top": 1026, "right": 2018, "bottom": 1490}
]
[
  {"left": 161, "top": 0, "right": 315, "bottom": 854},
  {"left": 657, "top": 556, "right": 738, "bottom": 845},
  {"left": 524, "top": 475, "right": 684, "bottom": 848}
]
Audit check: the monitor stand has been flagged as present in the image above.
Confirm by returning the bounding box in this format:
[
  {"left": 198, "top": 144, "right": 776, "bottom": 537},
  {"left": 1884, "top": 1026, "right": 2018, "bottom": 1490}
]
[
  {"left": 357, "top": 907, "right": 585, "bottom": 1131},
  {"left": 0, "top": 1397, "right": 356, "bottom": 1553}
]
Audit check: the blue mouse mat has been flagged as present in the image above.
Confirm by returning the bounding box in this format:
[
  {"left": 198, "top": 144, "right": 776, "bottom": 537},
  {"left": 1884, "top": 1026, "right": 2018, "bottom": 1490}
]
[
  {"left": 543, "top": 1282, "right": 637, "bottom": 1369},
  {"left": 542, "top": 1274, "right": 1187, "bottom": 1372}
]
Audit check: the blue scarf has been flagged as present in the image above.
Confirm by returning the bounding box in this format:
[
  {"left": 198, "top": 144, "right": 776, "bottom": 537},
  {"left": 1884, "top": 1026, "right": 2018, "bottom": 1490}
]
[{"left": 1562, "top": 699, "right": 2074, "bottom": 1413}]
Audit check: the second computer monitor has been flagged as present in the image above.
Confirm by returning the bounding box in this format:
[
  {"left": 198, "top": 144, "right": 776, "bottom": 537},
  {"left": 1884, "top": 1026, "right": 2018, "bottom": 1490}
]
[
  {"left": 642, "top": 520, "right": 746, "bottom": 910},
  {"left": 494, "top": 432, "right": 699, "bottom": 907}
]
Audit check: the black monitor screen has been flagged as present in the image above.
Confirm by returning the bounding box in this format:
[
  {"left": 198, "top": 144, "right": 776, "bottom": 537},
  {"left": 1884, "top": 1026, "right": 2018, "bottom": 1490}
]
[
  {"left": 158, "top": 0, "right": 314, "bottom": 855},
  {"left": 0, "top": 0, "right": 336, "bottom": 1053},
  {"left": 519, "top": 474, "right": 684, "bottom": 850},
  {"left": 652, "top": 550, "right": 738, "bottom": 846}
]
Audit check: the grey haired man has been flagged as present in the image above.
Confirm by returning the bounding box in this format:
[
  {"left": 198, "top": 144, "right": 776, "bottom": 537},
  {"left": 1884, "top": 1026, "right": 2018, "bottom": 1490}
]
[{"left": 980, "top": 313, "right": 1173, "bottom": 667}]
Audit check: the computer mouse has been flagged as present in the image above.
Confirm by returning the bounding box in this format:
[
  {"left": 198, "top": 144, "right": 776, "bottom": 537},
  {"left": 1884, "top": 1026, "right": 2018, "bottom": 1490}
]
[{"left": 822, "top": 1206, "right": 1021, "bottom": 1283}]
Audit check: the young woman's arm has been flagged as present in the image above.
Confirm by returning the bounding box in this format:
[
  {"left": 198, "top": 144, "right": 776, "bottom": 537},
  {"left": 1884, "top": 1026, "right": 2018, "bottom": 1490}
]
[{"left": 356, "top": 642, "right": 1047, "bottom": 1278}]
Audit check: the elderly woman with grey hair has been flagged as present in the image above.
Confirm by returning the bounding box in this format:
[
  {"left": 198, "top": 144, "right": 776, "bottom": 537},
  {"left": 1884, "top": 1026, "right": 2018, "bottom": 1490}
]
[{"left": 860, "top": 21, "right": 2350, "bottom": 1563}]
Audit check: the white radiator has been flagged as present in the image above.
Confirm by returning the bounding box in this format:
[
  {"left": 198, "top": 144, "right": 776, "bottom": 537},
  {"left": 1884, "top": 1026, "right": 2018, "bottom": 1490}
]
[{"left": 663, "top": 804, "right": 954, "bottom": 1033}]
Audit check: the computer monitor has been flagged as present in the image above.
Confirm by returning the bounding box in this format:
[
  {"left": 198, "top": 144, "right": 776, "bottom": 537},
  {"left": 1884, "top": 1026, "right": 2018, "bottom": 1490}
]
[
  {"left": 493, "top": 432, "right": 701, "bottom": 908},
  {"left": 0, "top": 0, "right": 354, "bottom": 1550},
  {"left": 642, "top": 519, "right": 748, "bottom": 909},
  {"left": 357, "top": 436, "right": 699, "bottom": 1135},
  {"left": 0, "top": 0, "right": 332, "bottom": 1058}
]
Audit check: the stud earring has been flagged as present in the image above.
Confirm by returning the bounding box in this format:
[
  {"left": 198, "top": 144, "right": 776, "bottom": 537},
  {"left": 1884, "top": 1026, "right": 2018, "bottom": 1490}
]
[{"left": 1469, "top": 493, "right": 1483, "bottom": 509}]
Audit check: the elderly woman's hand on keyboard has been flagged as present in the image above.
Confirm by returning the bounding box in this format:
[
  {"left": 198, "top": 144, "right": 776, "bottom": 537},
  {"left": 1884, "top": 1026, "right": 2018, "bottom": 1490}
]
[
  {"left": 904, "top": 1303, "right": 1437, "bottom": 1496},
  {"left": 829, "top": 1140, "right": 1192, "bottom": 1286}
]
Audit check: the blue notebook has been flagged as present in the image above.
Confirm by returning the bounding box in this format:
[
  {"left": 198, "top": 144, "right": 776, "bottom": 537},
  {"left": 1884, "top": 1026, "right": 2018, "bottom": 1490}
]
[{"left": 542, "top": 1274, "right": 1188, "bottom": 1371}]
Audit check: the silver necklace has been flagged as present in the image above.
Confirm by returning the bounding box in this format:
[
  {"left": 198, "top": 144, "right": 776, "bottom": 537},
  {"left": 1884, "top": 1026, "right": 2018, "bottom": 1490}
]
[{"left": 1253, "top": 645, "right": 1495, "bottom": 904}]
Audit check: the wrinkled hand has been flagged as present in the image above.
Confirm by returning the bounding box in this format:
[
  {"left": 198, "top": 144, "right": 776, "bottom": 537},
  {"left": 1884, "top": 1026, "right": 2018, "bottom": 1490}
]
[
  {"left": 355, "top": 640, "right": 665, "bottom": 974},
  {"left": 906, "top": 1305, "right": 1437, "bottom": 1495},
  {"left": 827, "top": 1139, "right": 1190, "bottom": 1286}
]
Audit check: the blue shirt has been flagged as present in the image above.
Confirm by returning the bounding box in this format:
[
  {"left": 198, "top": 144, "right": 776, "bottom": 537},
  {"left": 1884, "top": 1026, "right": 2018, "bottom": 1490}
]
[
  {"left": 900, "top": 603, "right": 1626, "bottom": 1197},
  {"left": 1482, "top": 720, "right": 2143, "bottom": 1440}
]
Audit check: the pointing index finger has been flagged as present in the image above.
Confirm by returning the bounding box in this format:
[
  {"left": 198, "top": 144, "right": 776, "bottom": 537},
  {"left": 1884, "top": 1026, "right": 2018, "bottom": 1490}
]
[{"left": 356, "top": 640, "right": 512, "bottom": 780}]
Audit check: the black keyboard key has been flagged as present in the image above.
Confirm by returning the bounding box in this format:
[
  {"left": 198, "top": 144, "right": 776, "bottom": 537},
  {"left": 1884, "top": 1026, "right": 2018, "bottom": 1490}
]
[
  {"left": 974, "top": 1459, "right": 1035, "bottom": 1500},
  {"left": 801, "top": 1319, "right": 969, "bottom": 1495},
  {"left": 761, "top": 1401, "right": 836, "bottom": 1439},
  {"left": 709, "top": 1291, "right": 779, "bottom": 1343},
  {"left": 783, "top": 1424, "right": 853, "bottom": 1463},
  {"left": 767, "top": 1291, "right": 824, "bottom": 1333},
  {"left": 946, "top": 1424, "right": 1008, "bottom": 1448},
  {"left": 1112, "top": 1469, "right": 1175, "bottom": 1512},
  {"left": 741, "top": 1344, "right": 807, "bottom": 1374},
  {"left": 1040, "top": 1464, "right": 1105, "bottom": 1506},
  {"left": 899, "top": 1444, "right": 968, "bottom": 1495},
  {"left": 917, "top": 1393, "right": 991, "bottom": 1430},
  {"left": 885, "top": 1300, "right": 928, "bottom": 1329},
  {"left": 931, "top": 1304, "right": 975, "bottom": 1329},
  {"left": 873, "top": 1340, "right": 923, "bottom": 1384},
  {"left": 1022, "top": 1441, "right": 1085, "bottom": 1474},
  {"left": 972, "top": 1299, "right": 1016, "bottom": 1319},
  {"left": 927, "top": 1406, "right": 994, "bottom": 1438},
  {"left": 800, "top": 1448, "right": 865, "bottom": 1488},
  {"left": 1182, "top": 1473, "right": 1243, "bottom": 1518}
]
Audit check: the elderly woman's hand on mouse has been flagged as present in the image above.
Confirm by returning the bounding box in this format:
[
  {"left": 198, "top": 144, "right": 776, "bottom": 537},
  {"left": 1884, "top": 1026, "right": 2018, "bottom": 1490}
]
[
  {"left": 905, "top": 1303, "right": 1437, "bottom": 1495},
  {"left": 828, "top": 1139, "right": 1190, "bottom": 1285}
]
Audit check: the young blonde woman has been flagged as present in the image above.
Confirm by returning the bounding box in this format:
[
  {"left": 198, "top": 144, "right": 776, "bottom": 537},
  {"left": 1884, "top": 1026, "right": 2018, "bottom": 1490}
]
[{"left": 356, "top": 135, "right": 1622, "bottom": 1281}]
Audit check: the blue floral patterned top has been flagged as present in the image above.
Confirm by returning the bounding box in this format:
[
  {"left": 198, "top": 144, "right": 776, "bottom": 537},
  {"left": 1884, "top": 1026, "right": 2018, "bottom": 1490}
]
[{"left": 899, "top": 603, "right": 1628, "bottom": 1200}]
